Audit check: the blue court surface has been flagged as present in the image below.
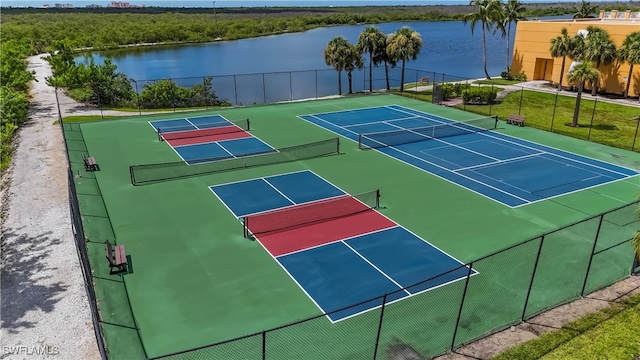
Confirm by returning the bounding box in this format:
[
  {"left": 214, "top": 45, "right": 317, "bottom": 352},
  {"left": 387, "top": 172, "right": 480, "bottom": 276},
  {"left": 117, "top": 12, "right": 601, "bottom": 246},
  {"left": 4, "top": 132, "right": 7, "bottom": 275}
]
[
  {"left": 209, "top": 170, "right": 476, "bottom": 322},
  {"left": 149, "top": 115, "right": 274, "bottom": 164},
  {"left": 209, "top": 170, "right": 345, "bottom": 217},
  {"left": 299, "top": 105, "right": 639, "bottom": 207},
  {"left": 173, "top": 137, "right": 273, "bottom": 164},
  {"left": 149, "top": 115, "right": 234, "bottom": 133}
]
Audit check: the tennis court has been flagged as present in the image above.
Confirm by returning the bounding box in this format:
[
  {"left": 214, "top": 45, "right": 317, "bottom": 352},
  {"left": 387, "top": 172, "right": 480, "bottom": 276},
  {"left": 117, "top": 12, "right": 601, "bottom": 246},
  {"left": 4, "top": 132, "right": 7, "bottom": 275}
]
[
  {"left": 210, "top": 170, "right": 474, "bottom": 322},
  {"left": 300, "top": 105, "right": 638, "bottom": 207},
  {"left": 150, "top": 115, "right": 273, "bottom": 164},
  {"left": 68, "top": 94, "right": 640, "bottom": 359}
]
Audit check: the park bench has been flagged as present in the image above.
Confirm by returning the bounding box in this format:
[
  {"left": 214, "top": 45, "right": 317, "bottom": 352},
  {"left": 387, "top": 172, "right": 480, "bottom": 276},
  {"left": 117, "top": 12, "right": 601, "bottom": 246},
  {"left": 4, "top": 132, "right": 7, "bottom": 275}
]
[
  {"left": 82, "top": 153, "right": 99, "bottom": 171},
  {"left": 105, "top": 240, "right": 128, "bottom": 275},
  {"left": 506, "top": 114, "right": 526, "bottom": 127}
]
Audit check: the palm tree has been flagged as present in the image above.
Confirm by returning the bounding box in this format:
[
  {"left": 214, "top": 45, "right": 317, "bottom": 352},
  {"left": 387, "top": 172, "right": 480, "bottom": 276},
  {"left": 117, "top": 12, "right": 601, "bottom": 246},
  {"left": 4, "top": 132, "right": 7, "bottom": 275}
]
[
  {"left": 376, "top": 38, "right": 394, "bottom": 91},
  {"left": 549, "top": 28, "right": 582, "bottom": 90},
  {"left": 583, "top": 26, "right": 617, "bottom": 96},
  {"left": 550, "top": 28, "right": 574, "bottom": 90},
  {"left": 617, "top": 31, "right": 640, "bottom": 99},
  {"left": 357, "top": 26, "right": 387, "bottom": 92},
  {"left": 323, "top": 36, "right": 351, "bottom": 96},
  {"left": 573, "top": 0, "right": 597, "bottom": 19},
  {"left": 464, "top": 0, "right": 502, "bottom": 80},
  {"left": 344, "top": 43, "right": 364, "bottom": 94},
  {"left": 567, "top": 61, "right": 600, "bottom": 127},
  {"left": 499, "top": 0, "right": 526, "bottom": 69},
  {"left": 386, "top": 26, "right": 423, "bottom": 92}
]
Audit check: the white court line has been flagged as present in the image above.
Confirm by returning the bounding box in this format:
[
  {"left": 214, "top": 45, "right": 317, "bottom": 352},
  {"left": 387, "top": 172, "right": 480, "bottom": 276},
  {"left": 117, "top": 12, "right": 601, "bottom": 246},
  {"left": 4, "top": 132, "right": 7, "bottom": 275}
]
[
  {"left": 384, "top": 122, "right": 501, "bottom": 162},
  {"left": 453, "top": 153, "right": 544, "bottom": 172},
  {"left": 334, "top": 269, "right": 478, "bottom": 323},
  {"left": 254, "top": 233, "right": 330, "bottom": 317},
  {"left": 297, "top": 114, "right": 525, "bottom": 207},
  {"left": 185, "top": 118, "right": 197, "bottom": 129},
  {"left": 342, "top": 115, "right": 422, "bottom": 128},
  {"left": 261, "top": 178, "right": 299, "bottom": 206},
  {"left": 488, "top": 138, "right": 640, "bottom": 174},
  {"left": 390, "top": 104, "right": 639, "bottom": 177},
  {"left": 214, "top": 165, "right": 480, "bottom": 323},
  {"left": 341, "top": 241, "right": 411, "bottom": 295},
  {"left": 276, "top": 226, "right": 396, "bottom": 258}
]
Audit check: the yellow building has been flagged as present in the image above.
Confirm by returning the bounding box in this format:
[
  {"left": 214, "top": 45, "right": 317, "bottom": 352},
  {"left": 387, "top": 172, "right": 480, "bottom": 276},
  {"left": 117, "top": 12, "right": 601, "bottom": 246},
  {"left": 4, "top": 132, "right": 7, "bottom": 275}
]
[{"left": 511, "top": 10, "right": 640, "bottom": 97}]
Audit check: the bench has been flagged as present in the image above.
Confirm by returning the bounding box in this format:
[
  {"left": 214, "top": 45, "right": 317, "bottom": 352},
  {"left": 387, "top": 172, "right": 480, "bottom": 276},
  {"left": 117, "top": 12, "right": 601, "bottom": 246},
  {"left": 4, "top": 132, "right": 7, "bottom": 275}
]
[
  {"left": 105, "top": 240, "right": 128, "bottom": 275},
  {"left": 506, "top": 114, "right": 526, "bottom": 127},
  {"left": 82, "top": 153, "right": 99, "bottom": 171},
  {"left": 419, "top": 77, "right": 430, "bottom": 84}
]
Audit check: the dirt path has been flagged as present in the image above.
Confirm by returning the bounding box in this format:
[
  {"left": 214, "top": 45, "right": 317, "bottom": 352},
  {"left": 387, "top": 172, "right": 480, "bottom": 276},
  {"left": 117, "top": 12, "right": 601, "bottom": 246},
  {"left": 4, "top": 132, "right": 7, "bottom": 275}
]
[{"left": 0, "top": 55, "right": 101, "bottom": 360}]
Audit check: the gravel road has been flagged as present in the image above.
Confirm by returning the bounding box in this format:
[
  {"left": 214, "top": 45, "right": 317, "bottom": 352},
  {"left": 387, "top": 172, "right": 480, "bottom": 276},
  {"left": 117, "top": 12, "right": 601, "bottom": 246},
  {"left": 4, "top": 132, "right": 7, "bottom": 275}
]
[{"left": 0, "top": 55, "right": 101, "bottom": 360}]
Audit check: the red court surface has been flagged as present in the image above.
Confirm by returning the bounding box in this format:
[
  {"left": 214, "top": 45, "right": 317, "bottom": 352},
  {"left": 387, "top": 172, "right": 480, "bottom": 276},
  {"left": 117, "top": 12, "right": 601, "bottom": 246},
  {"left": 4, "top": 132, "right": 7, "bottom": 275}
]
[
  {"left": 256, "top": 210, "right": 396, "bottom": 256},
  {"left": 167, "top": 130, "right": 251, "bottom": 147}
]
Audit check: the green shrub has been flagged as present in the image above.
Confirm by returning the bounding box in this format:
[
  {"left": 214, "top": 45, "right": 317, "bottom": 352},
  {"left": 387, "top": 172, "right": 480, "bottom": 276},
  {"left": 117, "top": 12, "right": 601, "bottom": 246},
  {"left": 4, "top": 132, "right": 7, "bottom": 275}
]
[
  {"left": 441, "top": 83, "right": 454, "bottom": 100},
  {"left": 501, "top": 66, "right": 527, "bottom": 82},
  {"left": 461, "top": 87, "right": 498, "bottom": 104}
]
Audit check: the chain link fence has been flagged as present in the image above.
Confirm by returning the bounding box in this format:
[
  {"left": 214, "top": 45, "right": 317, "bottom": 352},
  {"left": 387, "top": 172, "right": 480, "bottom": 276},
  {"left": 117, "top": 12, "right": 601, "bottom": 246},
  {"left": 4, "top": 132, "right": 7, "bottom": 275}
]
[
  {"left": 56, "top": 66, "right": 640, "bottom": 359},
  {"left": 149, "top": 200, "right": 638, "bottom": 360}
]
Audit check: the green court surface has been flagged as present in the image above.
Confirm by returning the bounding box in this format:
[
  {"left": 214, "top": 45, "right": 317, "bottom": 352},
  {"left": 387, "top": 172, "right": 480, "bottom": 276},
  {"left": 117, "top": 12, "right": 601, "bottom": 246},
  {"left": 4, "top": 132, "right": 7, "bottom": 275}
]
[{"left": 65, "top": 94, "right": 639, "bottom": 359}]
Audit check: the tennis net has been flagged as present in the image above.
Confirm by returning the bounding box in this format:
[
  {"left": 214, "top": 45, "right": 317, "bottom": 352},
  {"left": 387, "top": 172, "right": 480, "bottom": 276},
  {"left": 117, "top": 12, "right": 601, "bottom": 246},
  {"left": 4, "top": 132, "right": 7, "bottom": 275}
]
[
  {"left": 243, "top": 189, "right": 380, "bottom": 238},
  {"left": 358, "top": 115, "right": 497, "bottom": 150},
  {"left": 130, "top": 137, "right": 340, "bottom": 185},
  {"left": 158, "top": 118, "right": 250, "bottom": 141}
]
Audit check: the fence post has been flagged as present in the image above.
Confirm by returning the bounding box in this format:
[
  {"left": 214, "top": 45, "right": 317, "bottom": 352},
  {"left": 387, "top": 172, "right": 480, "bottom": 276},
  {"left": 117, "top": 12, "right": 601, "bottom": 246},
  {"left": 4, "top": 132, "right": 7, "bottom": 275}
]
[
  {"left": 261, "top": 73, "right": 265, "bottom": 104},
  {"left": 315, "top": 70, "right": 318, "bottom": 100},
  {"left": 518, "top": 87, "right": 524, "bottom": 115},
  {"left": 262, "top": 330, "right": 266, "bottom": 360},
  {"left": 372, "top": 294, "right": 387, "bottom": 360},
  {"left": 97, "top": 82, "right": 104, "bottom": 119},
  {"left": 521, "top": 235, "right": 545, "bottom": 321},
  {"left": 451, "top": 262, "right": 474, "bottom": 351},
  {"left": 233, "top": 75, "right": 238, "bottom": 106},
  {"left": 289, "top": 71, "right": 293, "bottom": 102},
  {"left": 550, "top": 91, "right": 558, "bottom": 132},
  {"left": 631, "top": 115, "right": 640, "bottom": 151},
  {"left": 587, "top": 98, "right": 597, "bottom": 141},
  {"left": 580, "top": 214, "right": 605, "bottom": 296},
  {"left": 203, "top": 77, "right": 208, "bottom": 110},
  {"left": 133, "top": 80, "right": 141, "bottom": 116},
  {"left": 489, "top": 83, "right": 494, "bottom": 115}
]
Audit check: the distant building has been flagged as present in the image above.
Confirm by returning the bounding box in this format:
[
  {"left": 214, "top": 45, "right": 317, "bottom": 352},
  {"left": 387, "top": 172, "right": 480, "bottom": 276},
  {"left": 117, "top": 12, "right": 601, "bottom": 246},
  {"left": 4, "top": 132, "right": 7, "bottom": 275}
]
[
  {"left": 86, "top": 4, "right": 102, "bottom": 8},
  {"left": 53, "top": 3, "right": 73, "bottom": 8},
  {"left": 511, "top": 10, "right": 640, "bottom": 97},
  {"left": 108, "top": 1, "right": 144, "bottom": 8}
]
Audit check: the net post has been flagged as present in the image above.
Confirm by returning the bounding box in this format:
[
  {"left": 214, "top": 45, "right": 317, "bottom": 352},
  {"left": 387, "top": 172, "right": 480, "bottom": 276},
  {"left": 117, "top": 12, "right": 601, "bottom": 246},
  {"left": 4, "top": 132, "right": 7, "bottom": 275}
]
[
  {"left": 157, "top": 127, "right": 164, "bottom": 142},
  {"left": 336, "top": 137, "right": 340, "bottom": 153},
  {"left": 358, "top": 134, "right": 362, "bottom": 150},
  {"left": 246, "top": 118, "right": 251, "bottom": 131},
  {"left": 375, "top": 189, "right": 380, "bottom": 209},
  {"left": 129, "top": 165, "right": 136, "bottom": 186},
  {"left": 493, "top": 115, "right": 499, "bottom": 129},
  {"left": 243, "top": 217, "right": 249, "bottom": 238}
]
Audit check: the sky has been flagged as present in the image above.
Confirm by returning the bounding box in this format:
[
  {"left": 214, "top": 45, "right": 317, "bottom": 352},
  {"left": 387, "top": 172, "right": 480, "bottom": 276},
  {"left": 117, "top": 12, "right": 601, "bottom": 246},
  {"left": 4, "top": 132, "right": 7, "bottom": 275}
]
[{"left": 1, "top": 0, "right": 627, "bottom": 8}]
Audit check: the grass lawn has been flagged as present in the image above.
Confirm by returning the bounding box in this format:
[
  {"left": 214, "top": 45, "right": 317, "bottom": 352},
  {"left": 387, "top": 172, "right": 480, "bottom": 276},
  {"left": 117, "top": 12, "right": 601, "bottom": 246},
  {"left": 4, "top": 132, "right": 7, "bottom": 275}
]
[
  {"left": 457, "top": 90, "right": 640, "bottom": 152},
  {"left": 492, "top": 293, "right": 640, "bottom": 360},
  {"left": 473, "top": 79, "right": 523, "bottom": 86}
]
